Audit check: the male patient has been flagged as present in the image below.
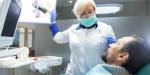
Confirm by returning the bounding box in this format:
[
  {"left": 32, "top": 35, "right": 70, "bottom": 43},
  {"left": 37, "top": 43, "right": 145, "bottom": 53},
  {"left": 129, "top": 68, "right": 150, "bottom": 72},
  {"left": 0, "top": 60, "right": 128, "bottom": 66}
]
[{"left": 87, "top": 35, "right": 150, "bottom": 75}]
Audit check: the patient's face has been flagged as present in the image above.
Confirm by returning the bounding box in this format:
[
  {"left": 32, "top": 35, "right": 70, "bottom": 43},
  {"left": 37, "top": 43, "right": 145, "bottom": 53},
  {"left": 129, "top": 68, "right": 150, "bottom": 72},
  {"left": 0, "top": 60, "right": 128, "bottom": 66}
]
[{"left": 102, "top": 36, "right": 135, "bottom": 65}]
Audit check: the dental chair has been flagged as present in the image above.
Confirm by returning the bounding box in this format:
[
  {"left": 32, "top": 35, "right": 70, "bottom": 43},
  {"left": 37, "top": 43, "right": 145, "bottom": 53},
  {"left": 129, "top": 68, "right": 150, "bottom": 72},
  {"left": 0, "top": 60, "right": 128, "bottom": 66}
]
[{"left": 137, "top": 64, "right": 150, "bottom": 75}]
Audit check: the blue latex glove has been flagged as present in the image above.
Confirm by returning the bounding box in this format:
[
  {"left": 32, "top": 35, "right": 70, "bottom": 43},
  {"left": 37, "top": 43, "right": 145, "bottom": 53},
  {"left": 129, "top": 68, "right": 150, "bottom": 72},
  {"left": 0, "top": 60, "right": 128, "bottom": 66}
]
[
  {"left": 50, "top": 9, "right": 57, "bottom": 24},
  {"left": 107, "top": 35, "right": 116, "bottom": 47},
  {"left": 49, "top": 9, "right": 59, "bottom": 37}
]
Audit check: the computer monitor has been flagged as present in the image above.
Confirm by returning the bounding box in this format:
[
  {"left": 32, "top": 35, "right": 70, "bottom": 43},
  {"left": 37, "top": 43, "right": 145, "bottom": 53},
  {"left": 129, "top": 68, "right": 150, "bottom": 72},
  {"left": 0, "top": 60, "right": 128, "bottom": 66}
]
[{"left": 0, "top": 0, "right": 22, "bottom": 48}]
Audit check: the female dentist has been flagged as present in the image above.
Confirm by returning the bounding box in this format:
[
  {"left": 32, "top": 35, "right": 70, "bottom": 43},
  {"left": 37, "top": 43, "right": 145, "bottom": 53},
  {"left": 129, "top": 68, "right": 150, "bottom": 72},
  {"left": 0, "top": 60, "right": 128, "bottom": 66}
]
[{"left": 49, "top": 0, "right": 116, "bottom": 75}]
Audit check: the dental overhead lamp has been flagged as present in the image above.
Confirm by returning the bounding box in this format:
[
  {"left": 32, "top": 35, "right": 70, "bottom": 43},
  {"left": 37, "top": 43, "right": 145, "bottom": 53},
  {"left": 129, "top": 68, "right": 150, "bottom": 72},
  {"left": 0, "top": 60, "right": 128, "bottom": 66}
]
[{"left": 96, "top": 4, "right": 123, "bottom": 14}]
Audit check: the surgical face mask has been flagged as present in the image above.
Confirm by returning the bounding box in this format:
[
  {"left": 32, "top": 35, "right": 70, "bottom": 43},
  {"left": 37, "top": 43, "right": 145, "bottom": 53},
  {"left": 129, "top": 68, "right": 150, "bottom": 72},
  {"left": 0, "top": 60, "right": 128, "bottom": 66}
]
[{"left": 80, "top": 15, "right": 97, "bottom": 27}]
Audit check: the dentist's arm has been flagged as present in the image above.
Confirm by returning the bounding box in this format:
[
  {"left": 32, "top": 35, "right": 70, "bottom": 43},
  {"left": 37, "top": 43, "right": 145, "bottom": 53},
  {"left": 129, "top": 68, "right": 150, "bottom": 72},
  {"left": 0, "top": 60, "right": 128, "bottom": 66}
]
[
  {"left": 49, "top": 9, "right": 59, "bottom": 37},
  {"left": 49, "top": 9, "right": 69, "bottom": 44}
]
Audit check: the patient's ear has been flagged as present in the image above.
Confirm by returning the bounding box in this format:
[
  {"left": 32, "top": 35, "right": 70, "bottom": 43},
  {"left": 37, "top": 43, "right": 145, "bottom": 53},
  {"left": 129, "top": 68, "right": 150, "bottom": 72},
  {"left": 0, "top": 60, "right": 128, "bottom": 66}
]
[{"left": 117, "top": 52, "right": 129, "bottom": 63}]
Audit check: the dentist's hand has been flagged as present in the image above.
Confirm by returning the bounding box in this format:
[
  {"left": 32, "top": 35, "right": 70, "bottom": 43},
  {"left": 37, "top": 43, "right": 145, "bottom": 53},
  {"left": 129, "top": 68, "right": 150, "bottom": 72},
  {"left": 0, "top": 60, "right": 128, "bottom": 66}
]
[
  {"left": 49, "top": 9, "right": 59, "bottom": 37},
  {"left": 50, "top": 9, "right": 57, "bottom": 24}
]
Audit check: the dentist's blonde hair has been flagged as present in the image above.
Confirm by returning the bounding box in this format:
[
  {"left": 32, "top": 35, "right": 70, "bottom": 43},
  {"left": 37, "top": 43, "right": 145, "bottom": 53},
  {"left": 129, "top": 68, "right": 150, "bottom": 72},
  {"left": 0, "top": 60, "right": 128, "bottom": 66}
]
[{"left": 73, "top": 0, "right": 96, "bottom": 19}]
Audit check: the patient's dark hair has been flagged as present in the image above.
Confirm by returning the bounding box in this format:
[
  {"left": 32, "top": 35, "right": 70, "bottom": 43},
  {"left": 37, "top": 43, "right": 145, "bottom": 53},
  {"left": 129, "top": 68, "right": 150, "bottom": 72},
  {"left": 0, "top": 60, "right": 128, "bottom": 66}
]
[{"left": 121, "top": 35, "right": 150, "bottom": 74}]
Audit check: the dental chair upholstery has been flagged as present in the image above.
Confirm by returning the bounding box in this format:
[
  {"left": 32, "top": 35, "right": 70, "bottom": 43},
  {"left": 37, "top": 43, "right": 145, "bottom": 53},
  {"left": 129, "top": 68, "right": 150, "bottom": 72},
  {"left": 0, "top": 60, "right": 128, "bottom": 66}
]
[{"left": 137, "top": 64, "right": 150, "bottom": 75}]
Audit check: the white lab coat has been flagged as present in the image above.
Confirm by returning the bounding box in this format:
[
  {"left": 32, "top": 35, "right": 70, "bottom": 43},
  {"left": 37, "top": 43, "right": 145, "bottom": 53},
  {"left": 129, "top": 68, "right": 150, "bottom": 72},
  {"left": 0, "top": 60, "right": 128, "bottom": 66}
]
[{"left": 53, "top": 21, "right": 116, "bottom": 75}]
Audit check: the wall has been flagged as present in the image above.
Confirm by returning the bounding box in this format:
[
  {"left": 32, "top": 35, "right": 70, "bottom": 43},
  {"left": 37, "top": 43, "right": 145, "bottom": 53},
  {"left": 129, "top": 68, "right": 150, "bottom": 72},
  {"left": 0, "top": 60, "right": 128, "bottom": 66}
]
[
  {"left": 148, "top": 0, "right": 150, "bottom": 15},
  {"left": 57, "top": 1, "right": 148, "bottom": 19}
]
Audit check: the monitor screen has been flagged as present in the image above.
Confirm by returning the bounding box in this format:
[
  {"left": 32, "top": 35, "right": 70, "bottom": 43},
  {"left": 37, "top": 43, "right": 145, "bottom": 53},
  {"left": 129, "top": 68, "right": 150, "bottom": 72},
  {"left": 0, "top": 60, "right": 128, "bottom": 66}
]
[
  {"left": 1, "top": 0, "right": 21, "bottom": 37},
  {"left": 0, "top": 0, "right": 21, "bottom": 48}
]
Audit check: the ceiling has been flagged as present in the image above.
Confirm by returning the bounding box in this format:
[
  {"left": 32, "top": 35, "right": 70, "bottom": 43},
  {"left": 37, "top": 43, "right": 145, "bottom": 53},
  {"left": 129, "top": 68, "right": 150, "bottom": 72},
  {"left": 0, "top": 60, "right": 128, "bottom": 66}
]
[
  {"left": 57, "top": 0, "right": 147, "bottom": 7},
  {"left": 56, "top": 0, "right": 149, "bottom": 20}
]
